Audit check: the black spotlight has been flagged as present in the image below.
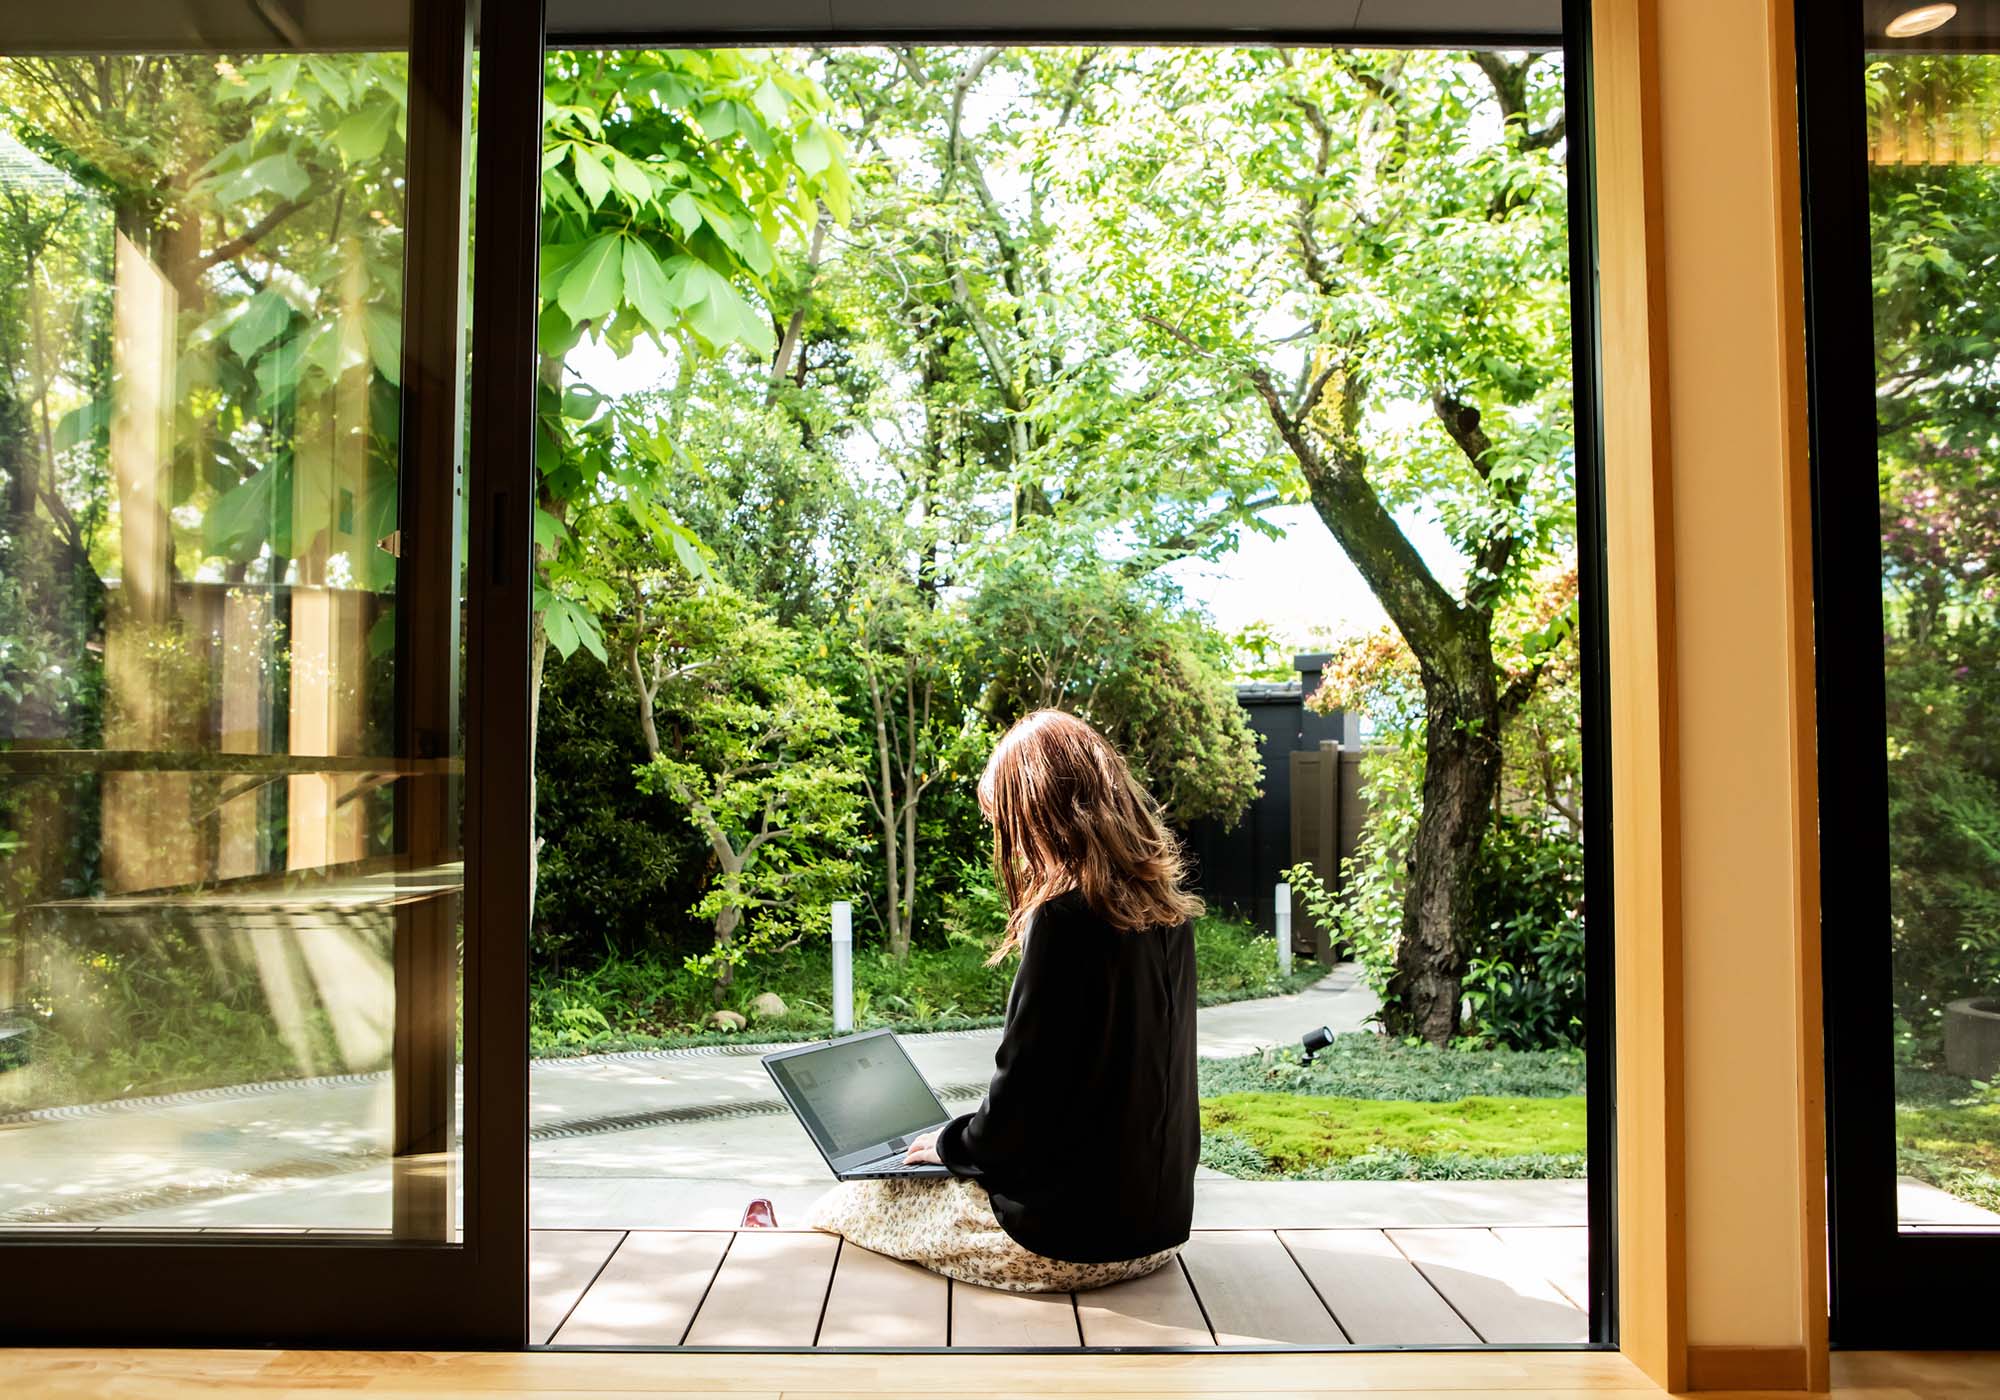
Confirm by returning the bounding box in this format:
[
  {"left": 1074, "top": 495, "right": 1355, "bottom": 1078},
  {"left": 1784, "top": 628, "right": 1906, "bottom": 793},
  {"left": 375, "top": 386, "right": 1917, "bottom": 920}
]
[{"left": 1299, "top": 1024, "right": 1334, "bottom": 1065}]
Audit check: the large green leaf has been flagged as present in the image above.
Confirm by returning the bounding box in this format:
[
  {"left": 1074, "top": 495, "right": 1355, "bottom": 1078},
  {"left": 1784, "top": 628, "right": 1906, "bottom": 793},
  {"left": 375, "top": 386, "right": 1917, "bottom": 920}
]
[
  {"left": 51, "top": 398, "right": 108, "bottom": 454},
  {"left": 680, "top": 261, "right": 774, "bottom": 356},
  {"left": 793, "top": 122, "right": 833, "bottom": 176},
  {"left": 571, "top": 146, "right": 611, "bottom": 207},
  {"left": 204, "top": 457, "right": 291, "bottom": 562},
  {"left": 558, "top": 234, "right": 624, "bottom": 324},
  {"left": 621, "top": 237, "right": 675, "bottom": 333},
  {"left": 228, "top": 288, "right": 293, "bottom": 360},
  {"left": 667, "top": 190, "right": 702, "bottom": 238},
  {"left": 333, "top": 100, "right": 396, "bottom": 163},
  {"left": 242, "top": 151, "right": 311, "bottom": 201},
  {"left": 626, "top": 69, "right": 696, "bottom": 110},
  {"left": 694, "top": 101, "right": 737, "bottom": 140},
  {"left": 364, "top": 306, "right": 402, "bottom": 383},
  {"left": 610, "top": 149, "right": 655, "bottom": 205}
]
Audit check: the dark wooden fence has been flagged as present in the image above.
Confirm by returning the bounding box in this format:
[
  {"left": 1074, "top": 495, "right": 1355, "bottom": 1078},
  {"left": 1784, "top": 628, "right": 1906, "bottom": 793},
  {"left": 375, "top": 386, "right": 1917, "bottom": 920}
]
[{"left": 1179, "top": 654, "right": 1377, "bottom": 964}]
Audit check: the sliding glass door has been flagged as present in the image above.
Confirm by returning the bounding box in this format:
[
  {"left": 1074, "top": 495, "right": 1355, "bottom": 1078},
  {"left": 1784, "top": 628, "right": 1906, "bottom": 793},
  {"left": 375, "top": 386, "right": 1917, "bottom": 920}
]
[
  {"left": 0, "top": 0, "right": 535, "bottom": 1344},
  {"left": 1803, "top": 0, "right": 2000, "bottom": 1348}
]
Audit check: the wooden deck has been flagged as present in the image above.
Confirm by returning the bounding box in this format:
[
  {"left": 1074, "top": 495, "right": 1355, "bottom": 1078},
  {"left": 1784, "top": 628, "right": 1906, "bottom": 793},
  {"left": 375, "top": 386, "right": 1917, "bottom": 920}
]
[{"left": 531, "top": 1226, "right": 1590, "bottom": 1348}]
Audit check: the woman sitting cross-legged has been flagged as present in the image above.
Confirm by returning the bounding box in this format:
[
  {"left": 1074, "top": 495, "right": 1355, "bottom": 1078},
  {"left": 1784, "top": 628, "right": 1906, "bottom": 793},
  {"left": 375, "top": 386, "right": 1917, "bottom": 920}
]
[{"left": 807, "top": 708, "right": 1200, "bottom": 1294}]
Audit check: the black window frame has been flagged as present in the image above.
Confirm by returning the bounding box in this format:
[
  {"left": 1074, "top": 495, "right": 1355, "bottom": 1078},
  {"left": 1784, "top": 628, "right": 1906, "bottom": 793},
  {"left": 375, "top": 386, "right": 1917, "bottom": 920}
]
[{"left": 1799, "top": 0, "right": 2000, "bottom": 1351}]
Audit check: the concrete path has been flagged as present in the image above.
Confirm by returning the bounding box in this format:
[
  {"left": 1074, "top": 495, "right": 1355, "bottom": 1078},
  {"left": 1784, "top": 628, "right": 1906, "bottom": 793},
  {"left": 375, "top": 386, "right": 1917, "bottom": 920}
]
[{"left": 0, "top": 964, "right": 1381, "bottom": 1229}]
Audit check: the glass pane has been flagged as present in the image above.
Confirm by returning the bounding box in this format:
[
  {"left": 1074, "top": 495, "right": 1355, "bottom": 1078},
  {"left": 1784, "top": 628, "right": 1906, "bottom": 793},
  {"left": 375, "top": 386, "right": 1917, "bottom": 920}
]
[
  {"left": 1868, "top": 7, "right": 2000, "bottom": 1233},
  {"left": 0, "top": 7, "right": 466, "bottom": 1238}
]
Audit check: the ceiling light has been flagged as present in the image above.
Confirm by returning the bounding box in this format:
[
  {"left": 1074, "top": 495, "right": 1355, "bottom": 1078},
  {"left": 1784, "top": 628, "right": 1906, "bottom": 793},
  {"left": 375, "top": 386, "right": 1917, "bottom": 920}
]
[{"left": 1885, "top": 3, "right": 1959, "bottom": 38}]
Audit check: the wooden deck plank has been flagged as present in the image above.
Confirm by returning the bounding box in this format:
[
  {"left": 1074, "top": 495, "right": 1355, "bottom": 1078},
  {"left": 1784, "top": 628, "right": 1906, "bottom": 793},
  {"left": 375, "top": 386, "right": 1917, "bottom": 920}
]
[
  {"left": 947, "top": 1282, "right": 1081, "bottom": 1347},
  {"left": 1386, "top": 1228, "right": 1588, "bottom": 1344},
  {"left": 528, "top": 1230, "right": 625, "bottom": 1346},
  {"left": 814, "top": 1243, "right": 949, "bottom": 1347},
  {"left": 1074, "top": 1258, "right": 1213, "bottom": 1347},
  {"left": 0, "top": 1345, "right": 1684, "bottom": 1396},
  {"left": 683, "top": 1231, "right": 841, "bottom": 1347},
  {"left": 549, "top": 1230, "right": 731, "bottom": 1347},
  {"left": 1179, "top": 1231, "right": 1347, "bottom": 1346},
  {"left": 1492, "top": 1226, "right": 1591, "bottom": 1311},
  {"left": 1279, "top": 1229, "right": 1479, "bottom": 1346}
]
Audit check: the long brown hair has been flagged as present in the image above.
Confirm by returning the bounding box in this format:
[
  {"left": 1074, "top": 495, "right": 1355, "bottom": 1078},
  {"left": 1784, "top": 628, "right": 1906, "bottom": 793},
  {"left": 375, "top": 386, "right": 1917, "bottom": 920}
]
[{"left": 978, "top": 709, "right": 1204, "bottom": 962}]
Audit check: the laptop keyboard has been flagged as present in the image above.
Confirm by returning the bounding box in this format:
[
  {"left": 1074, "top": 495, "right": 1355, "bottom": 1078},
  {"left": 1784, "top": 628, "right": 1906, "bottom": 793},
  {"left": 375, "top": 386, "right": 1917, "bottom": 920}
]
[{"left": 854, "top": 1152, "right": 938, "bottom": 1174}]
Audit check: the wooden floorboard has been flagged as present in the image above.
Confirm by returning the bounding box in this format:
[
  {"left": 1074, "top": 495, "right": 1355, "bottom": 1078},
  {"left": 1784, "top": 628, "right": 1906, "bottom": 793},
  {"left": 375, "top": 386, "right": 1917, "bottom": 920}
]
[
  {"left": 530, "top": 1226, "right": 1604, "bottom": 1352},
  {"left": 54, "top": 1345, "right": 2000, "bottom": 1396},
  {"left": 528, "top": 1229, "right": 626, "bottom": 1345},
  {"left": 815, "top": 1243, "right": 949, "bottom": 1347},
  {"left": 683, "top": 1231, "right": 842, "bottom": 1347},
  {"left": 1278, "top": 1228, "right": 1478, "bottom": 1346},
  {"left": 1073, "top": 1258, "right": 1212, "bottom": 1347},
  {"left": 947, "top": 1282, "right": 1082, "bottom": 1348},
  {"left": 43, "top": 1346, "right": 2000, "bottom": 1396},
  {"left": 1491, "top": 1226, "right": 1590, "bottom": 1311},
  {"left": 1385, "top": 1228, "right": 1588, "bottom": 1345},
  {"left": 1178, "top": 1231, "right": 1347, "bottom": 1346},
  {"left": 548, "top": 1230, "right": 732, "bottom": 1347}
]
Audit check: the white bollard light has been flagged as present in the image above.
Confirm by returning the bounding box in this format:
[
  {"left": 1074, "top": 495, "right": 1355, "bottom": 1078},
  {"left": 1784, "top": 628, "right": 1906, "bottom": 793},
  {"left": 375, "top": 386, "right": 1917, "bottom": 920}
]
[
  {"left": 831, "top": 900, "right": 854, "bottom": 1034},
  {"left": 1275, "top": 883, "right": 1293, "bottom": 978}
]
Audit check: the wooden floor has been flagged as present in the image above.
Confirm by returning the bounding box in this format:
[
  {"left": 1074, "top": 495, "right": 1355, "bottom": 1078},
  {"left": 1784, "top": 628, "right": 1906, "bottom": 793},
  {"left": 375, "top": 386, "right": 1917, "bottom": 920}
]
[
  {"left": 531, "top": 1225, "right": 1591, "bottom": 1348},
  {"left": 7, "top": 1347, "right": 2000, "bottom": 1398}
]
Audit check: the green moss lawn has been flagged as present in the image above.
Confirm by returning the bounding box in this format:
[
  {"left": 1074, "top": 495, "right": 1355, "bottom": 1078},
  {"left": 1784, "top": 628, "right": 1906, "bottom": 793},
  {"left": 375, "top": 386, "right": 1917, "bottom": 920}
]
[
  {"left": 1896, "top": 1066, "right": 2000, "bottom": 1217},
  {"left": 1197, "top": 1035, "right": 1588, "bottom": 1183}
]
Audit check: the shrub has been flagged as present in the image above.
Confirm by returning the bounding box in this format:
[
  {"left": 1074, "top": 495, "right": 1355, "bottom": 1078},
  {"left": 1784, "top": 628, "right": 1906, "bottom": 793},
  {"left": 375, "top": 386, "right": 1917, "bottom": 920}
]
[
  {"left": 1199, "top": 1035, "right": 1585, "bottom": 1102},
  {"left": 1288, "top": 752, "right": 1587, "bottom": 1051},
  {"left": 1462, "top": 816, "right": 1587, "bottom": 1049},
  {"left": 534, "top": 646, "right": 710, "bottom": 969}
]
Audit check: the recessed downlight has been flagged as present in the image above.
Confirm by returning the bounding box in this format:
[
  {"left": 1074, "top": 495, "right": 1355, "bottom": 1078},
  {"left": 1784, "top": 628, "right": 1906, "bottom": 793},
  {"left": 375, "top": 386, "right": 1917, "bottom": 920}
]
[{"left": 1885, "top": 3, "right": 1959, "bottom": 38}]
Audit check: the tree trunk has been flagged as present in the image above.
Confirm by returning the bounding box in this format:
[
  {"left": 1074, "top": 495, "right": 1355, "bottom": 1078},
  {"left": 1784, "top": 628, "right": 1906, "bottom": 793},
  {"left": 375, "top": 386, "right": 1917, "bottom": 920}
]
[
  {"left": 712, "top": 901, "right": 742, "bottom": 1006},
  {"left": 870, "top": 676, "right": 905, "bottom": 957},
  {"left": 1384, "top": 667, "right": 1505, "bottom": 1044},
  {"left": 899, "top": 790, "right": 918, "bottom": 960}
]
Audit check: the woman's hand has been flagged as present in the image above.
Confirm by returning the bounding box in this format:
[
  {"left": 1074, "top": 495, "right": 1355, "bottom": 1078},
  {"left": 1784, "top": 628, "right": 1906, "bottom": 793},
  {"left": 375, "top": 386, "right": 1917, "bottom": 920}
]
[{"left": 904, "top": 1129, "right": 943, "bottom": 1165}]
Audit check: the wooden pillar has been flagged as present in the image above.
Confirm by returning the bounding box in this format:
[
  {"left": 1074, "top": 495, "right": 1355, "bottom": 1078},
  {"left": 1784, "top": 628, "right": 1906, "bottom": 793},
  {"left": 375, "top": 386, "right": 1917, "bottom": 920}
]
[
  {"left": 102, "top": 231, "right": 197, "bottom": 895},
  {"left": 389, "top": 0, "right": 475, "bottom": 1243},
  {"left": 1593, "top": 0, "right": 1828, "bottom": 1389},
  {"left": 217, "top": 587, "right": 274, "bottom": 880}
]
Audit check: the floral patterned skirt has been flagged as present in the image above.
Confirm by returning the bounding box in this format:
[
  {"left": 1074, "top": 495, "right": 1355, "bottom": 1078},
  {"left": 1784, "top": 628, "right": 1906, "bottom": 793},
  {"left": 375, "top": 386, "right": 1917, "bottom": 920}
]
[{"left": 807, "top": 1176, "right": 1179, "bottom": 1294}]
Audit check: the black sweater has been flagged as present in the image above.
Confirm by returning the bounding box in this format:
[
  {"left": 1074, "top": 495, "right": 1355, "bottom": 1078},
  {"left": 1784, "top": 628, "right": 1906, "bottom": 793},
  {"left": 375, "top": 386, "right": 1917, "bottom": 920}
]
[{"left": 936, "top": 890, "right": 1198, "bottom": 1263}]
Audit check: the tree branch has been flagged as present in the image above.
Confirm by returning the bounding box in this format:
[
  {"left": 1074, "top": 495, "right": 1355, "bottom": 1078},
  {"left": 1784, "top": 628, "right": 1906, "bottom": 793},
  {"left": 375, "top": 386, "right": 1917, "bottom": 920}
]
[{"left": 196, "top": 186, "right": 322, "bottom": 274}]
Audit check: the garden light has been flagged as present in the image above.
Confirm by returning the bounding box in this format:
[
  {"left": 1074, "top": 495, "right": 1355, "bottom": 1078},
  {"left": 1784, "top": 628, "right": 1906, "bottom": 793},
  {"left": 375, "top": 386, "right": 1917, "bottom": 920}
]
[{"left": 1300, "top": 1024, "right": 1335, "bottom": 1065}]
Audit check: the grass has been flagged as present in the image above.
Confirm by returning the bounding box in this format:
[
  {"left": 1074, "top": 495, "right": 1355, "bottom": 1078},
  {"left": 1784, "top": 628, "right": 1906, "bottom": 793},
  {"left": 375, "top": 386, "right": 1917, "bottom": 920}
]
[
  {"left": 526, "top": 912, "right": 1324, "bottom": 1056},
  {"left": 1196, "top": 1034, "right": 1589, "bottom": 1183},
  {"left": 1201, "top": 1092, "right": 1586, "bottom": 1173},
  {"left": 1895, "top": 1065, "right": 2000, "bottom": 1217}
]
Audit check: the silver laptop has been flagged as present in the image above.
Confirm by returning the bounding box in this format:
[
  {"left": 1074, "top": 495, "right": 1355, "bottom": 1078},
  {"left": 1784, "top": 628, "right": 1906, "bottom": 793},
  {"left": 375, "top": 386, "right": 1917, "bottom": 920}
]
[{"left": 763, "top": 1028, "right": 953, "bottom": 1179}]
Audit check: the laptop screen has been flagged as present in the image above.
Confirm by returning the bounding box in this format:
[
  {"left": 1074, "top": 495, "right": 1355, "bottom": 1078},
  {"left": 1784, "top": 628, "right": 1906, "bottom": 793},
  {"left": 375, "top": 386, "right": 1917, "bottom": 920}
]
[{"left": 768, "top": 1036, "right": 947, "bottom": 1158}]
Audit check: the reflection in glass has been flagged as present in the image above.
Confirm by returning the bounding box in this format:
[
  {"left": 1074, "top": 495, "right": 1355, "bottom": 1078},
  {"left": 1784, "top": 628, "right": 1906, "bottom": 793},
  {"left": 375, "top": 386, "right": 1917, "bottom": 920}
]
[
  {"left": 0, "top": 39, "right": 461, "bottom": 1236},
  {"left": 1868, "top": 47, "right": 2000, "bottom": 1231}
]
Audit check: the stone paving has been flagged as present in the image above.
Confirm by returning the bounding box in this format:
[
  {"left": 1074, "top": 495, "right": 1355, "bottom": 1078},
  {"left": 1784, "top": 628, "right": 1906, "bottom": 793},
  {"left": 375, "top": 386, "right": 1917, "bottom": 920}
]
[
  {"left": 0, "top": 965, "right": 1379, "bottom": 1230},
  {"left": 5, "top": 956, "right": 1993, "bottom": 1235}
]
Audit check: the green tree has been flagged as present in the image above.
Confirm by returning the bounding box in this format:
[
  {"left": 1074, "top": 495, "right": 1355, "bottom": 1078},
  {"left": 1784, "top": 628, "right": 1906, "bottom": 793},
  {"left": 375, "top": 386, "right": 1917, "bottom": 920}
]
[
  {"left": 529, "top": 48, "right": 853, "bottom": 890},
  {"left": 842, "top": 572, "right": 988, "bottom": 958},
  {"left": 968, "top": 556, "right": 1263, "bottom": 828},
  {"left": 1067, "top": 48, "right": 1576, "bottom": 1043},
  {"left": 1865, "top": 53, "right": 2000, "bottom": 1049},
  {"left": 625, "top": 571, "right": 861, "bottom": 999}
]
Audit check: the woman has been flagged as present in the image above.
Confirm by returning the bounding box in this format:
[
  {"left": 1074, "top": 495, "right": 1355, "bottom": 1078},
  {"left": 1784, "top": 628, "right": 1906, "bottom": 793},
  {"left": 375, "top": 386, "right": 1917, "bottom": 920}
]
[{"left": 807, "top": 708, "right": 1201, "bottom": 1293}]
